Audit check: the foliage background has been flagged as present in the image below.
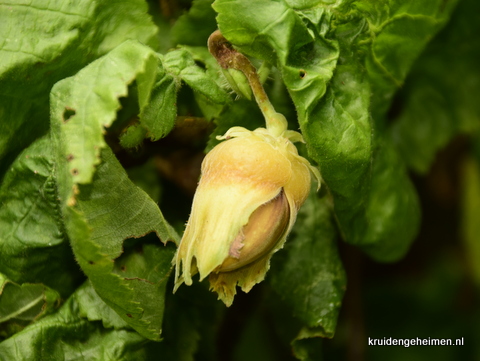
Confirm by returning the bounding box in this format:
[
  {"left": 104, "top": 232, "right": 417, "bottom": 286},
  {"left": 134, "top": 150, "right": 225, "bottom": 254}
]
[{"left": 0, "top": 0, "right": 479, "bottom": 360}]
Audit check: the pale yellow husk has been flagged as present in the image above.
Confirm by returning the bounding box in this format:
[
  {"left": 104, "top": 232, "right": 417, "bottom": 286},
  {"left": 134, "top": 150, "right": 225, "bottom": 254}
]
[{"left": 174, "top": 126, "right": 320, "bottom": 306}]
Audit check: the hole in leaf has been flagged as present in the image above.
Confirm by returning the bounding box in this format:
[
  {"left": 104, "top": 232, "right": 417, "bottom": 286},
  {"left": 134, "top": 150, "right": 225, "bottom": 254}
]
[
  {"left": 194, "top": 60, "right": 206, "bottom": 70},
  {"left": 63, "top": 107, "right": 76, "bottom": 122},
  {"left": 299, "top": 70, "right": 306, "bottom": 78},
  {"left": 71, "top": 168, "right": 79, "bottom": 176},
  {"left": 66, "top": 154, "right": 74, "bottom": 162}
]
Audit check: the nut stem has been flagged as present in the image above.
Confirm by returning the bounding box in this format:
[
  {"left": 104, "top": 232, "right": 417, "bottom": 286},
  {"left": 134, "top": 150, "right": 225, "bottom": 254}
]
[{"left": 208, "top": 30, "right": 288, "bottom": 137}]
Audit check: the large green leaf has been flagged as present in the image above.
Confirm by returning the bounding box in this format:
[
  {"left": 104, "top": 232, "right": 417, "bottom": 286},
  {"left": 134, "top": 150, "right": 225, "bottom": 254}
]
[
  {"left": 213, "top": 0, "right": 456, "bottom": 260},
  {"left": 50, "top": 40, "right": 159, "bottom": 186},
  {"left": 0, "top": 135, "right": 81, "bottom": 295},
  {"left": 360, "top": 137, "right": 421, "bottom": 261},
  {"left": 49, "top": 40, "right": 179, "bottom": 340},
  {"left": 0, "top": 0, "right": 157, "bottom": 101},
  {"left": 0, "top": 0, "right": 158, "bottom": 176},
  {"left": 63, "top": 146, "right": 177, "bottom": 340}
]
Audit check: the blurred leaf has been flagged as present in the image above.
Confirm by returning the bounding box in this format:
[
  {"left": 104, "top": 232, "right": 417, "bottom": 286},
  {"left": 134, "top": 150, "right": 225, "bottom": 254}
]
[
  {"left": 292, "top": 337, "right": 323, "bottom": 361},
  {"left": 360, "top": 137, "right": 421, "bottom": 261},
  {"left": 0, "top": 135, "right": 82, "bottom": 296},
  {"left": 0, "top": 274, "right": 60, "bottom": 339},
  {"left": 142, "top": 279, "right": 225, "bottom": 361},
  {"left": 359, "top": 0, "right": 459, "bottom": 121},
  {"left": 171, "top": 0, "right": 217, "bottom": 47},
  {"left": 232, "top": 310, "right": 278, "bottom": 361},
  {"left": 461, "top": 156, "right": 480, "bottom": 287},
  {"left": 391, "top": 0, "right": 480, "bottom": 173}
]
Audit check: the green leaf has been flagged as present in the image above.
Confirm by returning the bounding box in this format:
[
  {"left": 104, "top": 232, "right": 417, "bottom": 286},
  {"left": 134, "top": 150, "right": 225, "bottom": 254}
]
[
  {"left": 0, "top": 0, "right": 158, "bottom": 101},
  {"left": 74, "top": 280, "right": 129, "bottom": 330},
  {"left": 391, "top": 0, "right": 480, "bottom": 173},
  {"left": 0, "top": 287, "right": 147, "bottom": 361},
  {"left": 171, "top": 0, "right": 218, "bottom": 47},
  {"left": 48, "top": 39, "right": 180, "bottom": 340},
  {"left": 291, "top": 338, "right": 324, "bottom": 361},
  {"left": 0, "top": 135, "right": 81, "bottom": 296},
  {"left": 50, "top": 40, "right": 159, "bottom": 187},
  {"left": 158, "top": 281, "right": 226, "bottom": 361},
  {"left": 131, "top": 46, "right": 230, "bottom": 144},
  {"left": 359, "top": 0, "right": 460, "bottom": 121},
  {"left": 0, "top": 0, "right": 158, "bottom": 173},
  {"left": 180, "top": 45, "right": 232, "bottom": 121},
  {"left": 269, "top": 194, "right": 346, "bottom": 340},
  {"left": 164, "top": 48, "right": 230, "bottom": 105},
  {"left": 66, "top": 146, "right": 177, "bottom": 340},
  {"left": 0, "top": 274, "right": 60, "bottom": 338},
  {"left": 136, "top": 54, "right": 178, "bottom": 141}
]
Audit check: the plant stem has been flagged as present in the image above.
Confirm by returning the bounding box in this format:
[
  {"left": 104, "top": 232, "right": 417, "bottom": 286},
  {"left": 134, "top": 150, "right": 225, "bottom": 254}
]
[{"left": 208, "top": 30, "right": 287, "bottom": 136}]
